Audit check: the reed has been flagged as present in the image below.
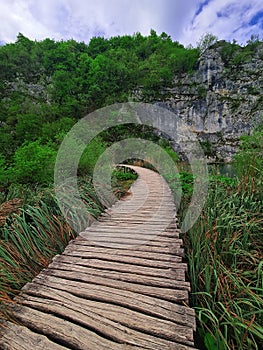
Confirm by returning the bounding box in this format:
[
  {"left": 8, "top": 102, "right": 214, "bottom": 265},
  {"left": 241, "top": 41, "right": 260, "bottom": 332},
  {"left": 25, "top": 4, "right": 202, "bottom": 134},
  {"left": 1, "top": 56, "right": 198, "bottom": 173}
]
[
  {"left": 0, "top": 180, "right": 104, "bottom": 324},
  {"left": 175, "top": 171, "right": 263, "bottom": 349}
]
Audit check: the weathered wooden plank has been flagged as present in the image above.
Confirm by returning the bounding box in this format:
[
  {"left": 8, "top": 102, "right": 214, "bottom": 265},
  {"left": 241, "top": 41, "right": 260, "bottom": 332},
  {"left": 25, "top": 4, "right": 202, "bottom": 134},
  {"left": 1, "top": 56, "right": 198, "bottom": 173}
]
[
  {"left": 83, "top": 225, "right": 182, "bottom": 239},
  {"left": 48, "top": 261, "right": 189, "bottom": 286},
  {"left": 83, "top": 227, "right": 180, "bottom": 238},
  {"left": 42, "top": 268, "right": 190, "bottom": 302},
  {"left": 18, "top": 294, "right": 195, "bottom": 346},
  {"left": 96, "top": 219, "right": 180, "bottom": 226},
  {"left": 79, "top": 235, "right": 181, "bottom": 246},
  {"left": 22, "top": 277, "right": 195, "bottom": 326},
  {"left": 63, "top": 246, "right": 182, "bottom": 269},
  {"left": 19, "top": 286, "right": 194, "bottom": 337},
  {"left": 81, "top": 227, "right": 180, "bottom": 238},
  {"left": 11, "top": 305, "right": 144, "bottom": 350},
  {"left": 57, "top": 251, "right": 184, "bottom": 269},
  {"left": 67, "top": 239, "right": 184, "bottom": 261},
  {"left": 12, "top": 304, "right": 196, "bottom": 350},
  {"left": 51, "top": 255, "right": 187, "bottom": 281},
  {"left": 68, "top": 240, "right": 185, "bottom": 255},
  {"left": 0, "top": 322, "right": 68, "bottom": 350}
]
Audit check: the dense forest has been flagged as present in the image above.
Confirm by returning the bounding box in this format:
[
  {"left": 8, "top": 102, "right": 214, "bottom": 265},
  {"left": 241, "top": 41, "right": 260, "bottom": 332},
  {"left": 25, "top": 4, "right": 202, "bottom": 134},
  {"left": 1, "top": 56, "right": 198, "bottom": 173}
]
[
  {"left": 1, "top": 31, "right": 262, "bottom": 188},
  {"left": 0, "top": 31, "right": 262, "bottom": 350},
  {"left": 0, "top": 30, "right": 200, "bottom": 187}
]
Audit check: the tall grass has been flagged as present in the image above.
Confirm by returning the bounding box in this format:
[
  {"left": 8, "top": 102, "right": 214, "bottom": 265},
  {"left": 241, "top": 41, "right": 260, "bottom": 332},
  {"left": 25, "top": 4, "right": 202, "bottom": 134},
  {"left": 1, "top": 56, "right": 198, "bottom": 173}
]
[
  {"left": 181, "top": 176, "right": 263, "bottom": 349},
  {"left": 173, "top": 127, "right": 263, "bottom": 349},
  {"left": 0, "top": 179, "right": 104, "bottom": 324}
]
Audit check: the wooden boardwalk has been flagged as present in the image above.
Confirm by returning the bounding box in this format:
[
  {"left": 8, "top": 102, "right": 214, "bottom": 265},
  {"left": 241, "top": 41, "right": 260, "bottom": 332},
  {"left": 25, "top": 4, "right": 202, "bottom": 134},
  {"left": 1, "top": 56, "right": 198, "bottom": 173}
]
[{"left": 0, "top": 166, "right": 198, "bottom": 350}]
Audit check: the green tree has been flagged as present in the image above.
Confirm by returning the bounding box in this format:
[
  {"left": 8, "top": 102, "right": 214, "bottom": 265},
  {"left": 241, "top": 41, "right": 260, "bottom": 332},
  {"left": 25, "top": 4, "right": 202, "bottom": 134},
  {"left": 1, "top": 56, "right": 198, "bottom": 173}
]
[
  {"left": 41, "top": 117, "right": 76, "bottom": 144},
  {"left": 12, "top": 141, "right": 56, "bottom": 184},
  {"left": 16, "top": 113, "right": 43, "bottom": 142},
  {"left": 78, "top": 137, "right": 108, "bottom": 176},
  {"left": 87, "top": 37, "right": 109, "bottom": 58},
  {"left": 197, "top": 33, "right": 218, "bottom": 53}
]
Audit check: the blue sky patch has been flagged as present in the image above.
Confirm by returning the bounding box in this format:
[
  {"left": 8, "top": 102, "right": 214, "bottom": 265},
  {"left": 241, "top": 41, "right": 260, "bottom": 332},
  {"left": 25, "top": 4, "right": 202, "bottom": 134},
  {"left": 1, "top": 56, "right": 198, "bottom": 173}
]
[
  {"left": 249, "top": 10, "right": 263, "bottom": 28},
  {"left": 195, "top": 0, "right": 211, "bottom": 17}
]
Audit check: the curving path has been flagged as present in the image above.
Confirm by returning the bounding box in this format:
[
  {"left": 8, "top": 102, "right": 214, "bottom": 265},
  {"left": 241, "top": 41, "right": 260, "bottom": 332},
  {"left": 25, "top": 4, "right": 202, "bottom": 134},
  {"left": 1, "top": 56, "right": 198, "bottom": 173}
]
[{"left": 0, "top": 166, "right": 198, "bottom": 350}]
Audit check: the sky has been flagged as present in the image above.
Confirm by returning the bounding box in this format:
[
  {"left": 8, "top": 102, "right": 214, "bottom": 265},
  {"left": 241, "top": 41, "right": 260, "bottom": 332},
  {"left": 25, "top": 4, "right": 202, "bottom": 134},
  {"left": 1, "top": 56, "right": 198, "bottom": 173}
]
[{"left": 0, "top": 0, "right": 263, "bottom": 46}]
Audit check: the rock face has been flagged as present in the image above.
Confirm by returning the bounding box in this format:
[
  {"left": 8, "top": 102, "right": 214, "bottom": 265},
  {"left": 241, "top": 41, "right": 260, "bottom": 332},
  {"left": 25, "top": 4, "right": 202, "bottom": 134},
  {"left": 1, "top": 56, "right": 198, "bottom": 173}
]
[{"left": 154, "top": 42, "right": 263, "bottom": 162}]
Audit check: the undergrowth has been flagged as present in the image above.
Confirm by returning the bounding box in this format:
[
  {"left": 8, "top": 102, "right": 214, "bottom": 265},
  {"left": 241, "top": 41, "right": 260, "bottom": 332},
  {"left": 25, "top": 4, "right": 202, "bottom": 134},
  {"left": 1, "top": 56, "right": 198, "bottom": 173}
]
[{"left": 171, "top": 126, "right": 263, "bottom": 350}]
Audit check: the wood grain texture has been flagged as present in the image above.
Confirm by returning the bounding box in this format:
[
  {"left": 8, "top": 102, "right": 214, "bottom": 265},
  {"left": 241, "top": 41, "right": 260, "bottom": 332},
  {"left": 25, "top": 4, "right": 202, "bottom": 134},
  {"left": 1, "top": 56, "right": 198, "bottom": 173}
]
[{"left": 0, "top": 165, "right": 198, "bottom": 349}]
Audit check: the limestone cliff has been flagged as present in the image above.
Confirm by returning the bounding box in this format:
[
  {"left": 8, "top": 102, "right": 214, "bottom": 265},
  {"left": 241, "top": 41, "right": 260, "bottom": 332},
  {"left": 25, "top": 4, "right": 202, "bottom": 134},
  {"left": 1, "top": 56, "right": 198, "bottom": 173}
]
[{"left": 147, "top": 41, "right": 263, "bottom": 162}]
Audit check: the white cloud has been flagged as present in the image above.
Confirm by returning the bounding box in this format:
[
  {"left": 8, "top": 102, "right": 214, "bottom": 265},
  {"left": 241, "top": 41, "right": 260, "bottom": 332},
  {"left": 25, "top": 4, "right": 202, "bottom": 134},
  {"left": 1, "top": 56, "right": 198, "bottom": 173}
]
[
  {"left": 0, "top": 0, "right": 60, "bottom": 42},
  {"left": 182, "top": 0, "right": 263, "bottom": 46},
  {"left": 0, "top": 0, "right": 262, "bottom": 45}
]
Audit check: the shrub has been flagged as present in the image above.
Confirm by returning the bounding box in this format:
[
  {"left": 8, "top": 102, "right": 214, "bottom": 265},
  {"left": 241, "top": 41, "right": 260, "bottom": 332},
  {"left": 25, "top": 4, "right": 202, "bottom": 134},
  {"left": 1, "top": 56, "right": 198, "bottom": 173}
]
[{"left": 11, "top": 140, "right": 56, "bottom": 185}]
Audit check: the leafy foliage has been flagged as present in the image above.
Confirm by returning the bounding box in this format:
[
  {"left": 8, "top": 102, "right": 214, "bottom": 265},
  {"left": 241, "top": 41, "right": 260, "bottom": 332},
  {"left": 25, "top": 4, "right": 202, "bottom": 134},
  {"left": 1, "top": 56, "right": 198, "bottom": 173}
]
[
  {"left": 11, "top": 141, "right": 56, "bottom": 185},
  {"left": 0, "top": 31, "right": 201, "bottom": 188},
  {"left": 197, "top": 33, "right": 218, "bottom": 53}
]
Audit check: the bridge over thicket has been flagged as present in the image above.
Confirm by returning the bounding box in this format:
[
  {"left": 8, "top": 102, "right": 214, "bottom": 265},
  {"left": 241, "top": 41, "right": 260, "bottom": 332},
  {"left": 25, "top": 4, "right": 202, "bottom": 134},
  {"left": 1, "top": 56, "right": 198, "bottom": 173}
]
[{"left": 0, "top": 166, "right": 197, "bottom": 350}]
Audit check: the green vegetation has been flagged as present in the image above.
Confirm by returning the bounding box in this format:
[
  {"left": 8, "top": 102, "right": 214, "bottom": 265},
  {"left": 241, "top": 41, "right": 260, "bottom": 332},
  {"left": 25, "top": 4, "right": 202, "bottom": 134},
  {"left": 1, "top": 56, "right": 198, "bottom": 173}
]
[
  {"left": 0, "top": 31, "right": 199, "bottom": 189},
  {"left": 217, "top": 35, "right": 262, "bottom": 68},
  {"left": 0, "top": 183, "right": 103, "bottom": 321},
  {"left": 197, "top": 33, "right": 218, "bottom": 53},
  {"left": 0, "top": 32, "right": 261, "bottom": 190},
  {"left": 171, "top": 125, "right": 263, "bottom": 350},
  {"left": 111, "top": 166, "right": 138, "bottom": 198}
]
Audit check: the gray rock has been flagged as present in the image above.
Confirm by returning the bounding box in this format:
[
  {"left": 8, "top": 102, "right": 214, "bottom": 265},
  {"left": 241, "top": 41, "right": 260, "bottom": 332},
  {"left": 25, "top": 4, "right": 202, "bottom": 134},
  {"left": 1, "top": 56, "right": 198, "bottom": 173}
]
[{"left": 139, "top": 42, "right": 263, "bottom": 162}]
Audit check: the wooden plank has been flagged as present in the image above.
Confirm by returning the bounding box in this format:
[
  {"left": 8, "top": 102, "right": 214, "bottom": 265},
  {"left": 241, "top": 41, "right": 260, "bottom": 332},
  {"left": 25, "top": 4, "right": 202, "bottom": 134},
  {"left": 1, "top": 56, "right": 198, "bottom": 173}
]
[
  {"left": 67, "top": 238, "right": 184, "bottom": 261},
  {"left": 83, "top": 227, "right": 180, "bottom": 238},
  {"left": 10, "top": 305, "right": 143, "bottom": 350},
  {"left": 12, "top": 304, "right": 196, "bottom": 349},
  {"left": 51, "top": 255, "right": 187, "bottom": 281},
  {"left": 81, "top": 229, "right": 182, "bottom": 240},
  {"left": 23, "top": 277, "right": 195, "bottom": 326},
  {"left": 42, "top": 268, "right": 190, "bottom": 302},
  {"left": 0, "top": 322, "right": 68, "bottom": 350},
  {"left": 18, "top": 293, "right": 195, "bottom": 346},
  {"left": 68, "top": 240, "right": 185, "bottom": 256},
  {"left": 79, "top": 235, "right": 180, "bottom": 246},
  {"left": 96, "top": 219, "right": 180, "bottom": 226},
  {"left": 67, "top": 240, "right": 185, "bottom": 256},
  {"left": 57, "top": 251, "right": 184, "bottom": 269},
  {"left": 48, "top": 262, "right": 189, "bottom": 287}
]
